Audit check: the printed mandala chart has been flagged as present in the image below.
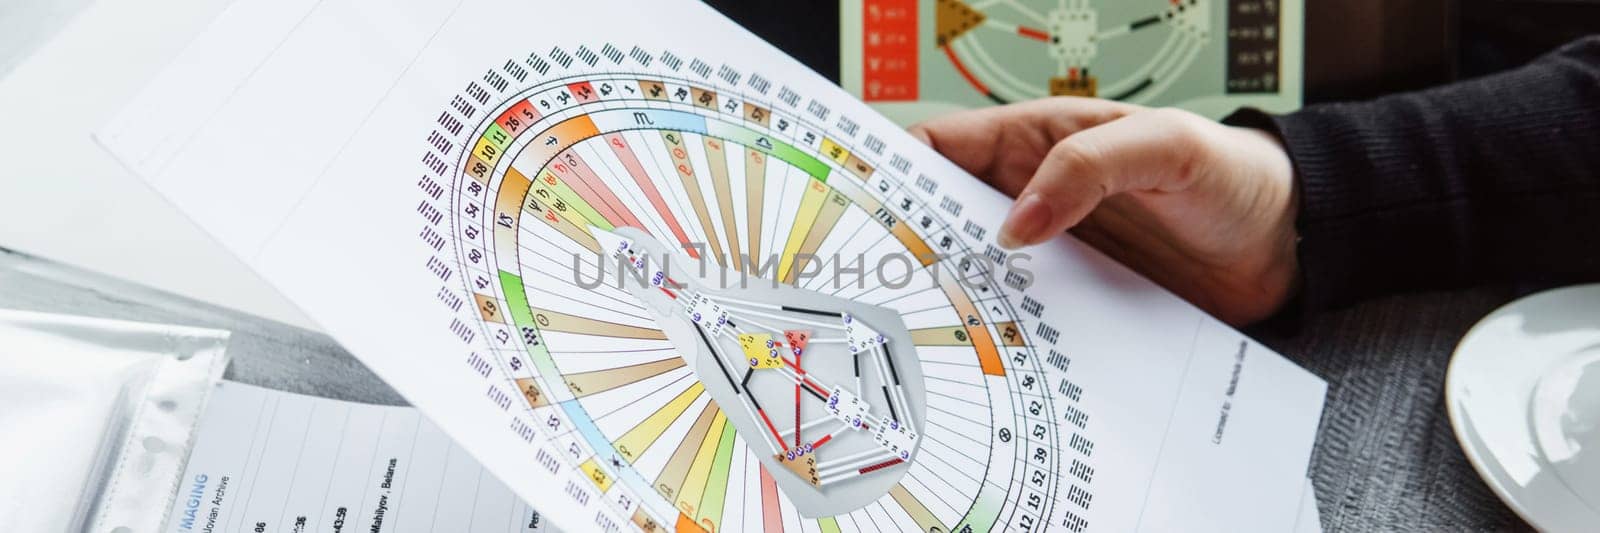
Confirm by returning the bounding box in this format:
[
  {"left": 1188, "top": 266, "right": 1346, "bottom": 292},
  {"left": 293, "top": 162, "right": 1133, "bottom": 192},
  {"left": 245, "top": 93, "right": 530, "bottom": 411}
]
[
  {"left": 99, "top": 1, "right": 1325, "bottom": 531},
  {"left": 840, "top": 0, "right": 1303, "bottom": 124}
]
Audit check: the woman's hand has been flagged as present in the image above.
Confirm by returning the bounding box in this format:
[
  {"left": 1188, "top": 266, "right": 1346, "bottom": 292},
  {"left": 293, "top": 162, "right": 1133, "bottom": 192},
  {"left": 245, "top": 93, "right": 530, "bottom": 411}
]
[{"left": 909, "top": 98, "right": 1300, "bottom": 325}]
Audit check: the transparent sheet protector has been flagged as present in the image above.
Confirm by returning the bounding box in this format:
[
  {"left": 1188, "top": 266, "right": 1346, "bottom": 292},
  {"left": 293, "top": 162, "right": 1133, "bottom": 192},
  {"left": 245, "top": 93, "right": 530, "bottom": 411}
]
[{"left": 0, "top": 309, "right": 230, "bottom": 533}]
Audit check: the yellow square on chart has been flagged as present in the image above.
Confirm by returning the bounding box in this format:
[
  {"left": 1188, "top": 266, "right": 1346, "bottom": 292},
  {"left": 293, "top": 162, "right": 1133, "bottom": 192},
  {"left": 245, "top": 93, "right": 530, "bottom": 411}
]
[
  {"left": 739, "top": 333, "right": 783, "bottom": 369},
  {"left": 579, "top": 458, "right": 614, "bottom": 492}
]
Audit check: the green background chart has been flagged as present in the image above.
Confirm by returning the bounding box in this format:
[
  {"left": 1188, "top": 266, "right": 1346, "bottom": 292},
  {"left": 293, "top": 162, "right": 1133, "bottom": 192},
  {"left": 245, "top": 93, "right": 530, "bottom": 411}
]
[{"left": 840, "top": 0, "right": 1303, "bottom": 124}]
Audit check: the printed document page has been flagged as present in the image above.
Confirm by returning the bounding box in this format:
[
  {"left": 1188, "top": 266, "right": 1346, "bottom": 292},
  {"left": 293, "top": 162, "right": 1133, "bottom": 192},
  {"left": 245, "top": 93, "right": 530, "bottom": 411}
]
[{"left": 166, "top": 381, "right": 555, "bottom": 533}]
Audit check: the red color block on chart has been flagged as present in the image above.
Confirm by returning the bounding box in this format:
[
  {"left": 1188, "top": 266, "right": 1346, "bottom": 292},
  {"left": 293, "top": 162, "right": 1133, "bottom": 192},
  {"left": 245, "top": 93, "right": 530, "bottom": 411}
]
[{"left": 862, "top": 0, "right": 918, "bottom": 101}]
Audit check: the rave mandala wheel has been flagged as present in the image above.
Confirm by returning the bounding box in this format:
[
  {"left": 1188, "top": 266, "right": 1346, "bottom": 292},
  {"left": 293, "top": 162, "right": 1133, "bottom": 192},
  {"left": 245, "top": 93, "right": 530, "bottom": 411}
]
[
  {"left": 848, "top": 0, "right": 1296, "bottom": 123},
  {"left": 936, "top": 0, "right": 1212, "bottom": 104},
  {"left": 428, "top": 44, "right": 1090, "bottom": 532}
]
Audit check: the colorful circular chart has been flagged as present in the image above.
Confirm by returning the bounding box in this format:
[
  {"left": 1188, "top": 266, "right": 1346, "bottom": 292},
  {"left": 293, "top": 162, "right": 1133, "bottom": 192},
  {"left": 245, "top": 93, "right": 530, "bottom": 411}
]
[
  {"left": 845, "top": 0, "right": 1300, "bottom": 124},
  {"left": 433, "top": 47, "right": 1078, "bottom": 533},
  {"left": 935, "top": 0, "right": 1214, "bottom": 103}
]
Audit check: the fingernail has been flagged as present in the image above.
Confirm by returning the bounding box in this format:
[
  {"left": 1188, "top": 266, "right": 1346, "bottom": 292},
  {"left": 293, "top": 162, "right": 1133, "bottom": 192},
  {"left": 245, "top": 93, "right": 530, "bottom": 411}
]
[
  {"left": 907, "top": 127, "right": 932, "bottom": 146},
  {"left": 998, "top": 193, "right": 1053, "bottom": 249}
]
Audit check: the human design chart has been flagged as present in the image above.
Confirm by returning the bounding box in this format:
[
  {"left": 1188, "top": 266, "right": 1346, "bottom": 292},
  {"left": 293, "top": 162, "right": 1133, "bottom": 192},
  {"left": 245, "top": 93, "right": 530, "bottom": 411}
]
[
  {"left": 100, "top": 1, "right": 1327, "bottom": 531},
  {"left": 436, "top": 64, "right": 1077, "bottom": 531},
  {"left": 841, "top": 0, "right": 1303, "bottom": 124}
]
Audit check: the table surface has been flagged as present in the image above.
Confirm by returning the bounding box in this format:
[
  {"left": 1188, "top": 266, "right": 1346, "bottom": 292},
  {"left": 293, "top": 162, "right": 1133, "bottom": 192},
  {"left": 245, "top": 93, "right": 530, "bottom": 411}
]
[
  {"left": 0, "top": 246, "right": 1532, "bottom": 531},
  {"left": 1253, "top": 288, "right": 1533, "bottom": 530}
]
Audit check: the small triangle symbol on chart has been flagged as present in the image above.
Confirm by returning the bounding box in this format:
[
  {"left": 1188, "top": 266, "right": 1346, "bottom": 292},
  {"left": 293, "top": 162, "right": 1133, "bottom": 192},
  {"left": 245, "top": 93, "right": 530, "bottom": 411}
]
[{"left": 935, "top": 0, "right": 987, "bottom": 46}]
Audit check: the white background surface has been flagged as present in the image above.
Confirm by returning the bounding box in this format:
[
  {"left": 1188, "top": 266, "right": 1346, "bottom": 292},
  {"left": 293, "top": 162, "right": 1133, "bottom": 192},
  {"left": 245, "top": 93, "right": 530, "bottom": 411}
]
[{"left": 0, "top": 0, "right": 316, "bottom": 329}]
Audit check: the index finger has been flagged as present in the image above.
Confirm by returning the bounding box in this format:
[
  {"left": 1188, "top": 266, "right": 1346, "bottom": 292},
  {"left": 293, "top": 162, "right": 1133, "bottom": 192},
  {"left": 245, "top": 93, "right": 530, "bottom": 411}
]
[
  {"left": 907, "top": 97, "right": 1140, "bottom": 177},
  {"left": 998, "top": 108, "right": 1207, "bottom": 248}
]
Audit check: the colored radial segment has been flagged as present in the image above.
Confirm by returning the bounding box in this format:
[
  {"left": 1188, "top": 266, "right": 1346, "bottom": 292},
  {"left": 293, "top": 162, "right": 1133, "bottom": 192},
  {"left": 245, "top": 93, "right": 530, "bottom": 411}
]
[
  {"left": 615, "top": 382, "right": 705, "bottom": 463},
  {"left": 564, "top": 357, "right": 683, "bottom": 398}
]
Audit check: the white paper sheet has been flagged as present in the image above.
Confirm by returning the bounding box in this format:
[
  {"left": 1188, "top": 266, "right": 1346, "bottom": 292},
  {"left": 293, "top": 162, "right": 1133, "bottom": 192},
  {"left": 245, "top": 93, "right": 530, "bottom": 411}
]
[
  {"left": 0, "top": 0, "right": 315, "bottom": 330},
  {"left": 1293, "top": 478, "right": 1323, "bottom": 533},
  {"left": 101, "top": 1, "right": 1327, "bottom": 531},
  {"left": 165, "top": 381, "right": 554, "bottom": 533}
]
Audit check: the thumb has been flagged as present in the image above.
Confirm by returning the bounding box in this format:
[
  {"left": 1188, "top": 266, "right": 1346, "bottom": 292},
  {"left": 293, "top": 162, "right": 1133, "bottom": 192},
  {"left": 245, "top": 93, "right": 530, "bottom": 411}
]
[{"left": 998, "top": 109, "right": 1206, "bottom": 249}]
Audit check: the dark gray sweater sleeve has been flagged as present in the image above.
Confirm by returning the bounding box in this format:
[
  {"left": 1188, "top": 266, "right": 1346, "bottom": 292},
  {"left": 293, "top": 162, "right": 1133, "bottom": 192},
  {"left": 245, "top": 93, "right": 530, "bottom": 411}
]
[{"left": 1225, "top": 36, "right": 1600, "bottom": 314}]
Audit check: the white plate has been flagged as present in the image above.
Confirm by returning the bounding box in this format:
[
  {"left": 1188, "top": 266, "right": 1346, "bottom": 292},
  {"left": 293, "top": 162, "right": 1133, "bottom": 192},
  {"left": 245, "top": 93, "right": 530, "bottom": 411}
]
[{"left": 1447, "top": 284, "right": 1600, "bottom": 532}]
